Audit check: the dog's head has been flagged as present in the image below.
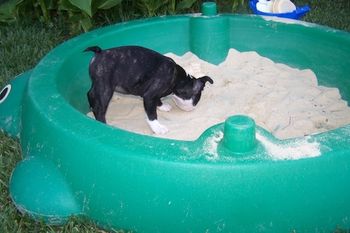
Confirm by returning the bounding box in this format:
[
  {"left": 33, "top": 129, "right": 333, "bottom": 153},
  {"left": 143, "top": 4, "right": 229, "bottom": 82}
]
[{"left": 172, "top": 65, "right": 213, "bottom": 111}]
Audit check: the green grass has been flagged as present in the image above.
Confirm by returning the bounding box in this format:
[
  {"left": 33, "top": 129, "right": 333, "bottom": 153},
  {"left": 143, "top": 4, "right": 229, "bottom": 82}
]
[
  {"left": 295, "top": 0, "right": 350, "bottom": 31},
  {"left": 1, "top": 1, "right": 350, "bottom": 232}
]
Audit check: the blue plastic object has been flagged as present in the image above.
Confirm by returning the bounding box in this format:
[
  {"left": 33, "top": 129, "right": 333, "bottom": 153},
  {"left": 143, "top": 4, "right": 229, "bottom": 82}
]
[{"left": 249, "top": 0, "right": 310, "bottom": 19}]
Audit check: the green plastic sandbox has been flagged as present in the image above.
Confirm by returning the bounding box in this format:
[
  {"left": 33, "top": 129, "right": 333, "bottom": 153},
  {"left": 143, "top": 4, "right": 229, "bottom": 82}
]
[{"left": 0, "top": 2, "right": 350, "bottom": 232}]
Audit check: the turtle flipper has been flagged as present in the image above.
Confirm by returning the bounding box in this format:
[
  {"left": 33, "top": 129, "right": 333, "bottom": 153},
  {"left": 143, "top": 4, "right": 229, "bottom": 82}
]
[{"left": 9, "top": 156, "right": 82, "bottom": 224}]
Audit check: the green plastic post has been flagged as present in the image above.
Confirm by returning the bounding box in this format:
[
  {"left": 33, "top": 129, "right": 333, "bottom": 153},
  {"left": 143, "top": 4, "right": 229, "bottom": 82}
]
[
  {"left": 190, "top": 2, "right": 229, "bottom": 64},
  {"left": 201, "top": 2, "right": 217, "bottom": 16},
  {"left": 222, "top": 115, "right": 257, "bottom": 154}
]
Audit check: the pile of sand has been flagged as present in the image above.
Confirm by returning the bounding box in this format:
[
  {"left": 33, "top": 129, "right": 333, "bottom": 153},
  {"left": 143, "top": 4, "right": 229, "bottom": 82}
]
[{"left": 88, "top": 49, "right": 350, "bottom": 141}]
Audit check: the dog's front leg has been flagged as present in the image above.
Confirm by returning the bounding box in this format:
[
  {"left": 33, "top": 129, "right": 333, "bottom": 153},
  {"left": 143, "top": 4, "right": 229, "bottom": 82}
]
[
  {"left": 144, "top": 97, "right": 169, "bottom": 135},
  {"left": 157, "top": 99, "right": 172, "bottom": 112}
]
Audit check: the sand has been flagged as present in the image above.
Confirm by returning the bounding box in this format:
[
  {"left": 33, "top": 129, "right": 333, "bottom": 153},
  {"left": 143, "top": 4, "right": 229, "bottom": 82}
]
[{"left": 87, "top": 49, "right": 350, "bottom": 141}]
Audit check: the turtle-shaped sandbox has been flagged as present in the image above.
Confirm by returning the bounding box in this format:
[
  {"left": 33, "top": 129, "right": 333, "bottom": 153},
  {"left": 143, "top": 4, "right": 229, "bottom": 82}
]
[{"left": 0, "top": 2, "right": 349, "bottom": 232}]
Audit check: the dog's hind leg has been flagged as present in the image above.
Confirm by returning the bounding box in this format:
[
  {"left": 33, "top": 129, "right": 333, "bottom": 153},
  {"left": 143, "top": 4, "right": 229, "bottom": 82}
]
[{"left": 87, "top": 85, "right": 113, "bottom": 124}]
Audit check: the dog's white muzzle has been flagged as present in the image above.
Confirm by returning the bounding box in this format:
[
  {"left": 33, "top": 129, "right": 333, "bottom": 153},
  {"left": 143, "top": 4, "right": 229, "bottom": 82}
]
[{"left": 172, "top": 95, "right": 195, "bottom": 111}]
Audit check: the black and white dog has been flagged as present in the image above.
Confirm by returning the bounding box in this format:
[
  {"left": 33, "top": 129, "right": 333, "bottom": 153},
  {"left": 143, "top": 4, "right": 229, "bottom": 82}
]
[{"left": 85, "top": 46, "right": 213, "bottom": 135}]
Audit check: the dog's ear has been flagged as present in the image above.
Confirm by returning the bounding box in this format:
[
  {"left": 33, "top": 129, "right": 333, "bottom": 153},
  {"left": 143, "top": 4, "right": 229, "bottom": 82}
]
[{"left": 193, "top": 76, "right": 213, "bottom": 92}]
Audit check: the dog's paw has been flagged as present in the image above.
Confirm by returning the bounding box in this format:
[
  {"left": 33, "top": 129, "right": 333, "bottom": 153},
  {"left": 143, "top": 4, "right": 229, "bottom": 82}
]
[
  {"left": 147, "top": 119, "right": 169, "bottom": 135},
  {"left": 157, "top": 103, "right": 172, "bottom": 112}
]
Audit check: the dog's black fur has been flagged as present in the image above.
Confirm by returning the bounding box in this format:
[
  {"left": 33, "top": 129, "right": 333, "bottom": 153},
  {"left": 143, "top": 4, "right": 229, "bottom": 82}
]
[{"left": 85, "top": 45, "right": 213, "bottom": 134}]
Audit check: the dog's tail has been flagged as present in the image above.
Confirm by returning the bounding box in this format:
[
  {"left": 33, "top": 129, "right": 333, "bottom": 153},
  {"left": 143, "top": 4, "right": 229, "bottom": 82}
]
[{"left": 84, "top": 46, "right": 102, "bottom": 54}]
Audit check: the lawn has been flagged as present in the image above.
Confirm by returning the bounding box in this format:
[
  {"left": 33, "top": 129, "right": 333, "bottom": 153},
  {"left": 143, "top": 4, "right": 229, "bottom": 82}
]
[{"left": 0, "top": 1, "right": 349, "bottom": 232}]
